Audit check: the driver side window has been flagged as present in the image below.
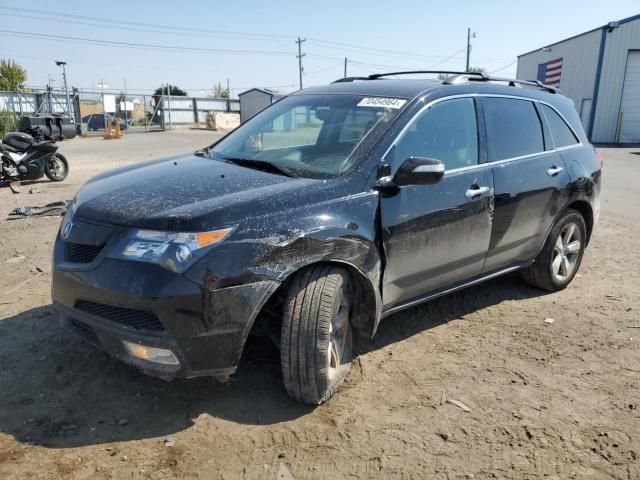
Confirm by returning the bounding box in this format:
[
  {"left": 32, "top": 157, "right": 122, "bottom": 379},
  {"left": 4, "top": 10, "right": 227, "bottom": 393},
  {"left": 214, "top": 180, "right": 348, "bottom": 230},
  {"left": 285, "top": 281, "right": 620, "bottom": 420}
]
[{"left": 392, "top": 98, "right": 479, "bottom": 171}]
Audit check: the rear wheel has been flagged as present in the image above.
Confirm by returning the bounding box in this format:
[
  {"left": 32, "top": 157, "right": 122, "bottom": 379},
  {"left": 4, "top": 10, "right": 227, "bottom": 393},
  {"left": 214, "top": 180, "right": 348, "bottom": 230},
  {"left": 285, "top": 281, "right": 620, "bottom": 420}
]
[
  {"left": 281, "top": 265, "right": 353, "bottom": 404},
  {"left": 520, "top": 209, "right": 586, "bottom": 291},
  {"left": 44, "top": 153, "right": 68, "bottom": 182}
]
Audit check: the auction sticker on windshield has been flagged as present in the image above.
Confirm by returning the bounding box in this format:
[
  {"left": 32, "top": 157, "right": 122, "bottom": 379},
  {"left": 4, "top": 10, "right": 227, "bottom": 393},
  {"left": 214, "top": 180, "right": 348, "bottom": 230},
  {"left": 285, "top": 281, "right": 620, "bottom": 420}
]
[{"left": 357, "top": 97, "right": 407, "bottom": 109}]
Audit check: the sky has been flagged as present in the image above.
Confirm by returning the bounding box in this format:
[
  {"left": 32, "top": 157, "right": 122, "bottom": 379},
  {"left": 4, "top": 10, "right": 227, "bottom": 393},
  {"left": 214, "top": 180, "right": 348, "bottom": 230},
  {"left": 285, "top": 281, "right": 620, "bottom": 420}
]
[{"left": 0, "top": 0, "right": 638, "bottom": 98}]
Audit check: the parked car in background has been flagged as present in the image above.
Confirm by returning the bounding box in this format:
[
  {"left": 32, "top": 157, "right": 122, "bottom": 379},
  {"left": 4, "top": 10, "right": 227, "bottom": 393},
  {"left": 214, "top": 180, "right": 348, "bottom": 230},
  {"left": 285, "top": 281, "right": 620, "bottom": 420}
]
[
  {"left": 82, "top": 114, "right": 128, "bottom": 131},
  {"left": 53, "top": 71, "right": 601, "bottom": 404}
]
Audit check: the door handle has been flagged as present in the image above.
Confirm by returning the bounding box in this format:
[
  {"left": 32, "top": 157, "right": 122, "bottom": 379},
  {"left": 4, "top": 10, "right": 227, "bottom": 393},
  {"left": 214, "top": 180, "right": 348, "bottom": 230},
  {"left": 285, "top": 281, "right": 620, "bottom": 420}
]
[
  {"left": 546, "top": 166, "right": 564, "bottom": 176},
  {"left": 465, "top": 186, "right": 490, "bottom": 199}
]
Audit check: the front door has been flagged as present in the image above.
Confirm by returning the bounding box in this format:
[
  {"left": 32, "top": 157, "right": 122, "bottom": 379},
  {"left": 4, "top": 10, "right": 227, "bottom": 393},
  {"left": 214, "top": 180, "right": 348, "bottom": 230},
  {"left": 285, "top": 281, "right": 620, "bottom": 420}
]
[{"left": 380, "top": 97, "right": 494, "bottom": 310}]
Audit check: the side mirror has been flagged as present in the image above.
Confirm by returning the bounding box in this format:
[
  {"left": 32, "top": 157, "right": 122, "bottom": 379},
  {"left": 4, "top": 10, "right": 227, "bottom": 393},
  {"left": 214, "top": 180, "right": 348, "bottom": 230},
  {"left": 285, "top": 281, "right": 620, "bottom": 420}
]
[{"left": 392, "top": 157, "right": 445, "bottom": 186}]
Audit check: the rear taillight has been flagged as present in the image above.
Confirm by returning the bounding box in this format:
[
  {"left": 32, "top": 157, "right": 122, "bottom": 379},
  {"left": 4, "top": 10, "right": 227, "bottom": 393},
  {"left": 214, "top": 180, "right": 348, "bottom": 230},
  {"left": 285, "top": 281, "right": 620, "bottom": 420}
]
[{"left": 595, "top": 149, "right": 604, "bottom": 168}]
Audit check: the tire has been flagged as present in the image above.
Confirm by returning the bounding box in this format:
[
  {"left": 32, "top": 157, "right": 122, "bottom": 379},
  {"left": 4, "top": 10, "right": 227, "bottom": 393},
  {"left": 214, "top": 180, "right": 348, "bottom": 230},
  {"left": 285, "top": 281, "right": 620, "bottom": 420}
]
[
  {"left": 281, "top": 265, "right": 353, "bottom": 404},
  {"left": 520, "top": 208, "right": 587, "bottom": 291},
  {"left": 44, "top": 153, "right": 68, "bottom": 182}
]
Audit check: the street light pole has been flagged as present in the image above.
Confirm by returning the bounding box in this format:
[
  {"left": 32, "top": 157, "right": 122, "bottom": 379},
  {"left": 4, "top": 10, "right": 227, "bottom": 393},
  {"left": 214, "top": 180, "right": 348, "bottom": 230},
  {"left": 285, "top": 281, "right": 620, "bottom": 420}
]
[{"left": 56, "top": 60, "right": 72, "bottom": 121}]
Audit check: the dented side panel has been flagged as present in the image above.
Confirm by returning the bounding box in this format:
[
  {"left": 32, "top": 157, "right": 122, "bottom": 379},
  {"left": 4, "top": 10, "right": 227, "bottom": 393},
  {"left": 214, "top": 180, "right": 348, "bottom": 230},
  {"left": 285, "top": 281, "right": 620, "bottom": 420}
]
[{"left": 379, "top": 167, "right": 494, "bottom": 309}]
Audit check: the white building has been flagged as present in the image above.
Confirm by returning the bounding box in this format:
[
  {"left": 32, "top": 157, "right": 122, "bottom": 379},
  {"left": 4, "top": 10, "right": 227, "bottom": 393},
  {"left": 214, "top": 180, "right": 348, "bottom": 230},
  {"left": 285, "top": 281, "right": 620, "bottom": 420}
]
[{"left": 517, "top": 14, "right": 640, "bottom": 143}]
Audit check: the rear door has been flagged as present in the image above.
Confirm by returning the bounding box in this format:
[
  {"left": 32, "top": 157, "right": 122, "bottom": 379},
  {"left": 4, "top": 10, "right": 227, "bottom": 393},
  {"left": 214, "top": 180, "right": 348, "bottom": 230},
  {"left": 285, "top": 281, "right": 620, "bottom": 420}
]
[
  {"left": 481, "top": 96, "right": 571, "bottom": 272},
  {"left": 380, "top": 97, "right": 494, "bottom": 309}
]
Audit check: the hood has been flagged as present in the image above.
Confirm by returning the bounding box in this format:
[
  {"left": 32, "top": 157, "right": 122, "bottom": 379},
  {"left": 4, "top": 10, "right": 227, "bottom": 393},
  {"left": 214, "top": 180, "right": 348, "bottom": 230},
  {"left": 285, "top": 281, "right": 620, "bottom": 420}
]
[{"left": 74, "top": 154, "right": 322, "bottom": 230}]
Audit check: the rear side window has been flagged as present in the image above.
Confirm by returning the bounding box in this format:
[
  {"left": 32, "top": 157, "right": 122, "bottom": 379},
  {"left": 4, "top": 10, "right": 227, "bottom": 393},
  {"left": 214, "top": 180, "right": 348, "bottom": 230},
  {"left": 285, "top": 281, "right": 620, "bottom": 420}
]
[
  {"left": 541, "top": 104, "right": 579, "bottom": 148},
  {"left": 483, "top": 98, "right": 544, "bottom": 161}
]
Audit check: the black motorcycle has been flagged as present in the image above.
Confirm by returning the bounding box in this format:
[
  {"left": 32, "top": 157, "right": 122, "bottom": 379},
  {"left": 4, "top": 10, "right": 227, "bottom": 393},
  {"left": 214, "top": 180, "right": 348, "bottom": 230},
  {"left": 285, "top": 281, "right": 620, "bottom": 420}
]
[{"left": 0, "top": 126, "right": 69, "bottom": 183}]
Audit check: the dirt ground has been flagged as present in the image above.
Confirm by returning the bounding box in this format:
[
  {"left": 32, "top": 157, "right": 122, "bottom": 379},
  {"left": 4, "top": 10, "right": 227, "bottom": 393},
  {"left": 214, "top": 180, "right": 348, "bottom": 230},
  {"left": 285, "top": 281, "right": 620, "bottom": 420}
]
[{"left": 0, "top": 131, "right": 638, "bottom": 479}]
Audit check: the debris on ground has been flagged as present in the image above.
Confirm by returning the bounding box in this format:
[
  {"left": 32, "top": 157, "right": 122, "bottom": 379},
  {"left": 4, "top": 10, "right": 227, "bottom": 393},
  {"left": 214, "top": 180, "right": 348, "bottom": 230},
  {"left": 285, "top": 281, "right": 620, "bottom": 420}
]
[
  {"left": 544, "top": 317, "right": 555, "bottom": 325},
  {"left": 446, "top": 399, "right": 471, "bottom": 412},
  {"left": 8, "top": 201, "right": 71, "bottom": 219},
  {"left": 5, "top": 255, "right": 26, "bottom": 264},
  {"left": 9, "top": 180, "right": 21, "bottom": 193},
  {"left": 277, "top": 463, "right": 295, "bottom": 480},
  {"left": 6, "top": 271, "right": 44, "bottom": 295},
  {"left": 164, "top": 437, "right": 175, "bottom": 447}
]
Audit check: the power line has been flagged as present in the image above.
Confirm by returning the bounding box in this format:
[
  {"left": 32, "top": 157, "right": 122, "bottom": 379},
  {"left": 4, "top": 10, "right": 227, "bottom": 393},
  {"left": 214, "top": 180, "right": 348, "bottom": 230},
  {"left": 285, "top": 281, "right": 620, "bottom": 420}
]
[
  {"left": 0, "top": 6, "right": 511, "bottom": 65},
  {"left": 0, "top": 6, "right": 293, "bottom": 41},
  {"left": 304, "top": 62, "right": 344, "bottom": 75},
  {"left": 0, "top": 12, "right": 293, "bottom": 43},
  {"left": 307, "top": 37, "right": 463, "bottom": 61},
  {"left": 424, "top": 47, "right": 467, "bottom": 69},
  {"left": 489, "top": 60, "right": 518, "bottom": 73},
  {"left": 0, "top": 30, "right": 293, "bottom": 56}
]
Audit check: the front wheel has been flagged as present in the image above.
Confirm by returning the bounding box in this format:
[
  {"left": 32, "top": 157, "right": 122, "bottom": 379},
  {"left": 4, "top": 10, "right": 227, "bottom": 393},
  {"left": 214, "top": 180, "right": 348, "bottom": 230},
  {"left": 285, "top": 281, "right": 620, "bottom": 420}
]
[
  {"left": 520, "top": 208, "right": 587, "bottom": 291},
  {"left": 281, "top": 265, "right": 353, "bottom": 404},
  {"left": 44, "top": 153, "right": 68, "bottom": 182}
]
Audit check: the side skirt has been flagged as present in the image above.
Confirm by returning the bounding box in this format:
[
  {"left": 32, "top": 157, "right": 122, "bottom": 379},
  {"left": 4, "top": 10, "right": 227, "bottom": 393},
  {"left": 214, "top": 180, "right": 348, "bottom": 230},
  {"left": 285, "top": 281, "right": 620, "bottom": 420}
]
[{"left": 381, "top": 265, "right": 523, "bottom": 318}]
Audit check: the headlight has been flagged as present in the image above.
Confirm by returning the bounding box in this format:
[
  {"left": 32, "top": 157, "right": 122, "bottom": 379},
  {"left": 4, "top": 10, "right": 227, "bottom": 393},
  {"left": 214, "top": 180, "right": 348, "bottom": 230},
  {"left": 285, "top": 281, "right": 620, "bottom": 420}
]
[{"left": 111, "top": 227, "right": 234, "bottom": 272}]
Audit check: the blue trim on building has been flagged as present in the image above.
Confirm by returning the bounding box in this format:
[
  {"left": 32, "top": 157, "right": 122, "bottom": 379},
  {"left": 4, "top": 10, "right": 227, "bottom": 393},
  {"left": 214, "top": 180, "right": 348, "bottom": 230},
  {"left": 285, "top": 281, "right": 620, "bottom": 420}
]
[{"left": 588, "top": 28, "right": 608, "bottom": 140}]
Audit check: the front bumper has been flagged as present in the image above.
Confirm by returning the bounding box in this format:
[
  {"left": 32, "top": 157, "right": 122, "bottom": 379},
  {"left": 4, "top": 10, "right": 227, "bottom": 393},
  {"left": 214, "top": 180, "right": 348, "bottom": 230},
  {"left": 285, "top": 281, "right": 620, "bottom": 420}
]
[{"left": 52, "top": 233, "right": 279, "bottom": 379}]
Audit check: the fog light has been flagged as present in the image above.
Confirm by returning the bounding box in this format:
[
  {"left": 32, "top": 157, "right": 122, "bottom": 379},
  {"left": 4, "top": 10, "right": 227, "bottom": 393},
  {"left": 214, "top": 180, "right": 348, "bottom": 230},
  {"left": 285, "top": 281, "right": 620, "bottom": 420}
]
[{"left": 122, "top": 340, "right": 179, "bottom": 366}]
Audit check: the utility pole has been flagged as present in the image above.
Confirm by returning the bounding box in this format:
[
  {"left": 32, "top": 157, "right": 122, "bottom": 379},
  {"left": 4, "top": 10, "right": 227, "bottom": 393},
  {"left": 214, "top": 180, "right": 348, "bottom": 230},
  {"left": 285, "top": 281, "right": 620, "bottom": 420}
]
[
  {"left": 344, "top": 57, "right": 348, "bottom": 78},
  {"left": 466, "top": 28, "right": 476, "bottom": 72},
  {"left": 296, "top": 36, "right": 306, "bottom": 90},
  {"left": 56, "top": 60, "right": 72, "bottom": 121}
]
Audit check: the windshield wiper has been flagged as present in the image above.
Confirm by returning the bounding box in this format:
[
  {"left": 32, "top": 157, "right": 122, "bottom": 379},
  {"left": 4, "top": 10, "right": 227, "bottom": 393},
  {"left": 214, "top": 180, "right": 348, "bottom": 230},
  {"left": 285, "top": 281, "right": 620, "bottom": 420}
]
[
  {"left": 221, "top": 157, "right": 298, "bottom": 178},
  {"left": 194, "top": 146, "right": 212, "bottom": 157}
]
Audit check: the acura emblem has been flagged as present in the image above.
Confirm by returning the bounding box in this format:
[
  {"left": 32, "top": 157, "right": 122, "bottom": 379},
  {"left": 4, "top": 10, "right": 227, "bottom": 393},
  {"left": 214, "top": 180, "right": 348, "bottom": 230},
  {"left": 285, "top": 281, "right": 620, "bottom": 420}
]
[{"left": 62, "top": 220, "right": 74, "bottom": 239}]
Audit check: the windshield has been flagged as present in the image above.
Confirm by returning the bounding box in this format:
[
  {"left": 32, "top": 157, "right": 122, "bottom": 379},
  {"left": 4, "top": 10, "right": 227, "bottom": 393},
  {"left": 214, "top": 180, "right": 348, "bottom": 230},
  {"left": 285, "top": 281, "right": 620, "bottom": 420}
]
[{"left": 211, "top": 94, "right": 405, "bottom": 178}]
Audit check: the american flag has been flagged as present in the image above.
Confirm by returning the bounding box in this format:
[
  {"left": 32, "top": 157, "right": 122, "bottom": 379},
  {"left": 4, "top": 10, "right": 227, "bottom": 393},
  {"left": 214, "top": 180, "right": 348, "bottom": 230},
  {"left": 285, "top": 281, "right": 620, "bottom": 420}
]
[{"left": 537, "top": 57, "right": 563, "bottom": 87}]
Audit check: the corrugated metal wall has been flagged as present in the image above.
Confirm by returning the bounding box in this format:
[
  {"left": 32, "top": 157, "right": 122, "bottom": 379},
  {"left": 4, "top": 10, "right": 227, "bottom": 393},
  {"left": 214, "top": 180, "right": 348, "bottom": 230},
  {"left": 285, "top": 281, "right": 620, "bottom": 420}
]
[
  {"left": 516, "top": 29, "right": 601, "bottom": 133},
  {"left": 160, "top": 97, "right": 240, "bottom": 125},
  {"left": 591, "top": 20, "right": 640, "bottom": 143},
  {"left": 0, "top": 92, "right": 38, "bottom": 113},
  {"left": 0, "top": 91, "right": 76, "bottom": 118},
  {"left": 517, "top": 17, "right": 640, "bottom": 143}
]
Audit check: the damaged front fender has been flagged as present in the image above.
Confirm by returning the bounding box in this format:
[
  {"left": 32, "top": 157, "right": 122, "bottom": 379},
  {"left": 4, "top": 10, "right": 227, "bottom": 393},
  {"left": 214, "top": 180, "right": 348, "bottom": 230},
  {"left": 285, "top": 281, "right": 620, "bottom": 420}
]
[{"left": 185, "top": 188, "right": 383, "bottom": 357}]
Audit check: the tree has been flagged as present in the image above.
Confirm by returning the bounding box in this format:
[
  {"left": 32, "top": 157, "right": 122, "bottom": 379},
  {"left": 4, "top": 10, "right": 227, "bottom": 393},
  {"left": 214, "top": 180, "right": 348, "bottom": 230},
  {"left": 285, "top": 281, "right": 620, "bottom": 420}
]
[
  {"left": 211, "top": 82, "right": 229, "bottom": 99},
  {"left": 0, "top": 59, "right": 27, "bottom": 91},
  {"left": 152, "top": 84, "right": 187, "bottom": 105}
]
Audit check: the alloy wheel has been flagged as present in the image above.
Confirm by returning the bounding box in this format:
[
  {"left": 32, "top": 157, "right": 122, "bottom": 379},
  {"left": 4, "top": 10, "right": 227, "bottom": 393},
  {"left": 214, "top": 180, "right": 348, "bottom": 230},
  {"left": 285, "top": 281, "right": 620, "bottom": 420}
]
[
  {"left": 551, "top": 222, "right": 582, "bottom": 283},
  {"left": 327, "top": 300, "right": 350, "bottom": 380}
]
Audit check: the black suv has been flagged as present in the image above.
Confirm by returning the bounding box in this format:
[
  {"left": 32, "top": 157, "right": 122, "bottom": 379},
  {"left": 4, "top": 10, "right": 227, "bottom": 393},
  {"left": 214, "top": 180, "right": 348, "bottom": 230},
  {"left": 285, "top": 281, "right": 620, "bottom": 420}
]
[{"left": 52, "top": 71, "right": 601, "bottom": 404}]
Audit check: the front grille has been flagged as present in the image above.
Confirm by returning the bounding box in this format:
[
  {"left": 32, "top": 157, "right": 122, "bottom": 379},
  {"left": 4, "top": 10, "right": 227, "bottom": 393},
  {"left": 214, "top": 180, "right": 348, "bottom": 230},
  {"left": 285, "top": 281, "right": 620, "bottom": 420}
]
[
  {"left": 64, "top": 242, "right": 104, "bottom": 263},
  {"left": 74, "top": 301, "right": 165, "bottom": 332}
]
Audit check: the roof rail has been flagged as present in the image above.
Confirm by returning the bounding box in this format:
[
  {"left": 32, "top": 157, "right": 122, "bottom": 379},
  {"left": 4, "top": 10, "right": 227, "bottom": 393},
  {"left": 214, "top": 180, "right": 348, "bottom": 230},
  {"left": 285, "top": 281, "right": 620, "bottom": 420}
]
[
  {"left": 367, "top": 70, "right": 485, "bottom": 80},
  {"left": 443, "top": 73, "right": 560, "bottom": 94},
  {"left": 332, "top": 76, "right": 370, "bottom": 83},
  {"left": 332, "top": 71, "right": 485, "bottom": 83},
  {"left": 331, "top": 70, "right": 560, "bottom": 94}
]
